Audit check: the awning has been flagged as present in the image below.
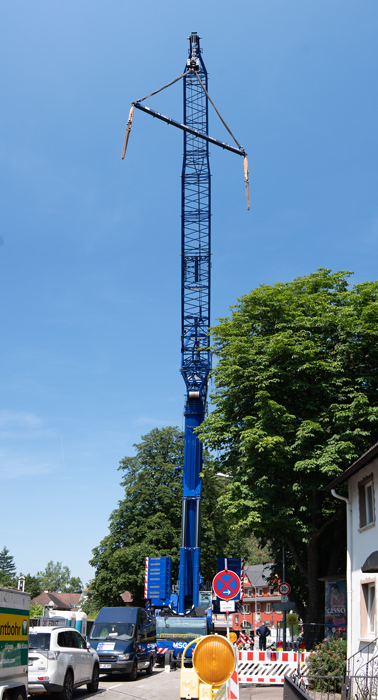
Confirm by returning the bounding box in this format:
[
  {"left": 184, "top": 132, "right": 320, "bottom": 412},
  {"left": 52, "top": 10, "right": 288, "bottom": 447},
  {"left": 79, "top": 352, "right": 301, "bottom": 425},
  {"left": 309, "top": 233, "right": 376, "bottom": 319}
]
[{"left": 361, "top": 551, "right": 378, "bottom": 573}]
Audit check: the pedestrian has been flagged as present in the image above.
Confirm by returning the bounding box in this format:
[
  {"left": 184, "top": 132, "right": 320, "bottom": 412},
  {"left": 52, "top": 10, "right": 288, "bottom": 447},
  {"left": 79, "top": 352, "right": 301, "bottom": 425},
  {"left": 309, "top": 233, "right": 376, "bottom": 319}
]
[{"left": 256, "top": 623, "right": 271, "bottom": 651}]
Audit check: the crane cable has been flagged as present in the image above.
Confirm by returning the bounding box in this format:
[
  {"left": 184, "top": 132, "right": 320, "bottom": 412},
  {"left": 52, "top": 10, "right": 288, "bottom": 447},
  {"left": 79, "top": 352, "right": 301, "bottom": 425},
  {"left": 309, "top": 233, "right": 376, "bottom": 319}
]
[
  {"left": 193, "top": 71, "right": 250, "bottom": 211},
  {"left": 122, "top": 71, "right": 190, "bottom": 160},
  {"left": 121, "top": 69, "right": 250, "bottom": 210}
]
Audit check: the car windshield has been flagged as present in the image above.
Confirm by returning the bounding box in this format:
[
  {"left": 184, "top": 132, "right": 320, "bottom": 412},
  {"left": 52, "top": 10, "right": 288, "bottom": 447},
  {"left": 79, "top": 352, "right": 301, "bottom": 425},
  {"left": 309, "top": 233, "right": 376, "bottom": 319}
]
[
  {"left": 89, "top": 623, "right": 135, "bottom": 641},
  {"left": 29, "top": 633, "right": 51, "bottom": 651}
]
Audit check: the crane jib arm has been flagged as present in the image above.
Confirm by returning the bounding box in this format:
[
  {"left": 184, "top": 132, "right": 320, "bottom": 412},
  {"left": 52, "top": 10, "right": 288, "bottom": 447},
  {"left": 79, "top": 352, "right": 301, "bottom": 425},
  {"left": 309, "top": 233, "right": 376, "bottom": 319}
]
[{"left": 132, "top": 103, "right": 246, "bottom": 157}]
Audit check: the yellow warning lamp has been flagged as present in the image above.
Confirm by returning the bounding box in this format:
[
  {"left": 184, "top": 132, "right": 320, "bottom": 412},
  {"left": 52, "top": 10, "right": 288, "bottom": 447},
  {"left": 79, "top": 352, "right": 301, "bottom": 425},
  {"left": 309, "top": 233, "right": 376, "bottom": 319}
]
[
  {"left": 193, "top": 635, "right": 236, "bottom": 687},
  {"left": 180, "top": 635, "right": 236, "bottom": 700},
  {"left": 228, "top": 632, "right": 237, "bottom": 645}
]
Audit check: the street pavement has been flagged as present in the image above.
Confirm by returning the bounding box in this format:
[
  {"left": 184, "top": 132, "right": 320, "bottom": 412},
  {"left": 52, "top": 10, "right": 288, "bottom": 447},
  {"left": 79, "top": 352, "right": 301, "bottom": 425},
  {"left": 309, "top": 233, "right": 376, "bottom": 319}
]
[{"left": 71, "top": 666, "right": 284, "bottom": 700}]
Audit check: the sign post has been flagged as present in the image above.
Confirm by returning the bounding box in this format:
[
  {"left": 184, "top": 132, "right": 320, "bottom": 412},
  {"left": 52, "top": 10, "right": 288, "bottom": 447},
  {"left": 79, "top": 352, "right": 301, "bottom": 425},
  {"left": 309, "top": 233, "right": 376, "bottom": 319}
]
[{"left": 213, "top": 569, "right": 241, "bottom": 643}]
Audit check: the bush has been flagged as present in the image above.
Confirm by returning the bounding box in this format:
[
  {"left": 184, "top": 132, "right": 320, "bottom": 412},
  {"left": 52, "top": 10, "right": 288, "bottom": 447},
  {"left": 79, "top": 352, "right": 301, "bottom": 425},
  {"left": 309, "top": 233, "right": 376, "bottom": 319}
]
[{"left": 306, "top": 637, "right": 347, "bottom": 692}]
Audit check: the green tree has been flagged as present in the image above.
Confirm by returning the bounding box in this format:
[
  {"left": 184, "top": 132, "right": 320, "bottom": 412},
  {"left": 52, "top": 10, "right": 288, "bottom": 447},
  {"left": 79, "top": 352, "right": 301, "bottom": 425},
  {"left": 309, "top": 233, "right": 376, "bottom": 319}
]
[
  {"left": 198, "top": 269, "right": 378, "bottom": 647},
  {"left": 21, "top": 574, "right": 43, "bottom": 599},
  {"left": 0, "top": 546, "right": 17, "bottom": 587},
  {"left": 89, "top": 426, "right": 251, "bottom": 608},
  {"left": 30, "top": 603, "right": 44, "bottom": 618},
  {"left": 35, "top": 561, "right": 83, "bottom": 593}
]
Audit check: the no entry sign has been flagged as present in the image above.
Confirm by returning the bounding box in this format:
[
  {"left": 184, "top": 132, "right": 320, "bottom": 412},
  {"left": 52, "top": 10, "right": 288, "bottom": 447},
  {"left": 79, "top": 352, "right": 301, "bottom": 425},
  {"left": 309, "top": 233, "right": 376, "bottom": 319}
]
[{"left": 213, "top": 569, "right": 241, "bottom": 601}]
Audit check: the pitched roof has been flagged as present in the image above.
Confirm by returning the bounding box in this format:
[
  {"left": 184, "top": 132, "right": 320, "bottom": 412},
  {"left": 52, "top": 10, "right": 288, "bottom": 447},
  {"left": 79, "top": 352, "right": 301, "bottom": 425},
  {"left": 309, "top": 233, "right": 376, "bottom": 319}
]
[
  {"left": 120, "top": 591, "right": 133, "bottom": 604},
  {"left": 244, "top": 563, "right": 275, "bottom": 588},
  {"left": 31, "top": 592, "right": 82, "bottom": 611},
  {"left": 326, "top": 441, "right": 378, "bottom": 491}
]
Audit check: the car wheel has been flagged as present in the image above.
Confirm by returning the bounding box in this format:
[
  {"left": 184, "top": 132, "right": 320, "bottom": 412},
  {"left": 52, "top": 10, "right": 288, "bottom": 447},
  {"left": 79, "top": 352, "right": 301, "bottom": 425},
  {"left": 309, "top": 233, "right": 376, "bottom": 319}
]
[
  {"left": 3, "top": 693, "right": 10, "bottom": 700},
  {"left": 145, "top": 658, "right": 153, "bottom": 675},
  {"left": 127, "top": 661, "right": 138, "bottom": 681},
  {"left": 87, "top": 664, "right": 99, "bottom": 693},
  {"left": 57, "top": 670, "right": 74, "bottom": 700}
]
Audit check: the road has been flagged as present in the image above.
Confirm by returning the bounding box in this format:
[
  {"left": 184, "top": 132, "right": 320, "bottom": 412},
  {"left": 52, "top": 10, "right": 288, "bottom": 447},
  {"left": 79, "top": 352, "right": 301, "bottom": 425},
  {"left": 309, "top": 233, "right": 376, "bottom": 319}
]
[
  {"left": 69, "top": 667, "right": 283, "bottom": 700},
  {"left": 73, "top": 667, "right": 181, "bottom": 700}
]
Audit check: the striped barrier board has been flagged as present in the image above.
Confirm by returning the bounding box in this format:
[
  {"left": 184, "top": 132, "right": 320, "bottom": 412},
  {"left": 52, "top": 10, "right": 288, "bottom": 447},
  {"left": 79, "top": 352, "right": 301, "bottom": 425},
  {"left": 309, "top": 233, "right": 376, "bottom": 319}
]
[
  {"left": 226, "top": 669, "right": 239, "bottom": 700},
  {"left": 237, "top": 649, "right": 310, "bottom": 685},
  {"left": 157, "top": 648, "right": 169, "bottom": 655},
  {"left": 144, "top": 558, "right": 148, "bottom": 599}
]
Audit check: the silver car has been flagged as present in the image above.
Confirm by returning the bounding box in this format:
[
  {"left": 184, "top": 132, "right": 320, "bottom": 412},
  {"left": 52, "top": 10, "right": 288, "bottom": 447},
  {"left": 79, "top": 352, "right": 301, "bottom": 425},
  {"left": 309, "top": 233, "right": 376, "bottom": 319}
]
[{"left": 28, "top": 627, "right": 99, "bottom": 700}]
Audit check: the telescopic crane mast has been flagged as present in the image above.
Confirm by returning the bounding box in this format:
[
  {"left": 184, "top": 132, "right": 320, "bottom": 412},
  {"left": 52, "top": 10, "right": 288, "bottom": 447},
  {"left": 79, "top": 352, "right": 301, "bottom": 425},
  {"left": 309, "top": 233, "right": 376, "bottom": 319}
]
[
  {"left": 179, "top": 33, "right": 211, "bottom": 614},
  {"left": 122, "top": 32, "right": 248, "bottom": 617}
]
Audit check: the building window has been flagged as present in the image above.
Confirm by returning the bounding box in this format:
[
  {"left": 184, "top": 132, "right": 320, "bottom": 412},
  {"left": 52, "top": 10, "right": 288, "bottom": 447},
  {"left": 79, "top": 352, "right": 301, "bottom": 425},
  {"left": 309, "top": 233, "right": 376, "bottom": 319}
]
[
  {"left": 269, "top": 587, "right": 274, "bottom": 595},
  {"left": 235, "top": 615, "right": 239, "bottom": 624},
  {"left": 266, "top": 603, "right": 271, "bottom": 613},
  {"left": 256, "top": 612, "right": 261, "bottom": 622},
  {"left": 242, "top": 604, "right": 250, "bottom": 613},
  {"left": 248, "top": 589, "right": 252, "bottom": 597},
  {"left": 256, "top": 603, "right": 261, "bottom": 611},
  {"left": 361, "top": 581, "right": 376, "bottom": 637},
  {"left": 359, "top": 476, "right": 375, "bottom": 528},
  {"left": 258, "top": 588, "right": 263, "bottom": 596}
]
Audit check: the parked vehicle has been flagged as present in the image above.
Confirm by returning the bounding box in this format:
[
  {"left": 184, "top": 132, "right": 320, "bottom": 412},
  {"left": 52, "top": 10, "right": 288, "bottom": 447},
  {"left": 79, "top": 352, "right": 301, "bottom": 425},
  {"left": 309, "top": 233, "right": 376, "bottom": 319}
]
[
  {"left": 0, "top": 586, "right": 30, "bottom": 700},
  {"left": 88, "top": 608, "right": 156, "bottom": 680},
  {"left": 28, "top": 627, "right": 99, "bottom": 700}
]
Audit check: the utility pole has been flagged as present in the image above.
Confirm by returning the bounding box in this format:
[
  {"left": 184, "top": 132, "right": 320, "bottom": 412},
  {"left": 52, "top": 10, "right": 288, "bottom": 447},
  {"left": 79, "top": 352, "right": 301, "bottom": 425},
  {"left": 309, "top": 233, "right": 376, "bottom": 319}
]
[{"left": 282, "top": 542, "right": 286, "bottom": 651}]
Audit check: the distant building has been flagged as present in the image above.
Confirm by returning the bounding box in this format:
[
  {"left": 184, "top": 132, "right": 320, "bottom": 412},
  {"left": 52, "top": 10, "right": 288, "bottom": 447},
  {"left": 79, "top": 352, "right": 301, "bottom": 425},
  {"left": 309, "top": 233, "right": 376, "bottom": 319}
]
[
  {"left": 213, "top": 563, "right": 285, "bottom": 635},
  {"left": 31, "top": 591, "right": 82, "bottom": 612},
  {"left": 120, "top": 591, "right": 133, "bottom": 606},
  {"left": 327, "top": 442, "right": 378, "bottom": 659}
]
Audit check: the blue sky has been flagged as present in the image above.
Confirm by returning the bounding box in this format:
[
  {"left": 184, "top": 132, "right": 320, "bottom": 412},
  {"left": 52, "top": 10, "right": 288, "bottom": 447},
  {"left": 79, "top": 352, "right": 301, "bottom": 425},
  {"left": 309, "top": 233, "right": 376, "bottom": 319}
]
[{"left": 1, "top": 1, "right": 378, "bottom": 586}]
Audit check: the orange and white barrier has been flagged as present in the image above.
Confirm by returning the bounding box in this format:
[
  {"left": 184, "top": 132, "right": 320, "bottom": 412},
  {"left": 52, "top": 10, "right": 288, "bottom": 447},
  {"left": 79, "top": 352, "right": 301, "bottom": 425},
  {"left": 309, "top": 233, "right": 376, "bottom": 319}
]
[
  {"left": 237, "top": 649, "right": 310, "bottom": 685},
  {"left": 226, "top": 669, "right": 239, "bottom": 700}
]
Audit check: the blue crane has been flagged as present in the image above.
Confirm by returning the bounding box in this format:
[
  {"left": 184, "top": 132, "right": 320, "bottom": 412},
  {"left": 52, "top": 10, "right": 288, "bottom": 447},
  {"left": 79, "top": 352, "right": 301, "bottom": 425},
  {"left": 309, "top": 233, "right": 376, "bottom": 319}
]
[{"left": 122, "top": 32, "right": 248, "bottom": 635}]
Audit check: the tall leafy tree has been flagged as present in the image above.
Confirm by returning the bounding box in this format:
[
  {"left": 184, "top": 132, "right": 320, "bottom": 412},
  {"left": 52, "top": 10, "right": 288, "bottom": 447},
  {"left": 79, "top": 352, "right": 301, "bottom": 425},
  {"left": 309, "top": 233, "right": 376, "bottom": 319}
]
[
  {"left": 35, "top": 561, "right": 83, "bottom": 593},
  {"left": 89, "top": 426, "right": 251, "bottom": 607},
  {"left": 21, "top": 574, "right": 43, "bottom": 599},
  {"left": 0, "top": 546, "right": 17, "bottom": 587},
  {"left": 198, "top": 269, "right": 378, "bottom": 647}
]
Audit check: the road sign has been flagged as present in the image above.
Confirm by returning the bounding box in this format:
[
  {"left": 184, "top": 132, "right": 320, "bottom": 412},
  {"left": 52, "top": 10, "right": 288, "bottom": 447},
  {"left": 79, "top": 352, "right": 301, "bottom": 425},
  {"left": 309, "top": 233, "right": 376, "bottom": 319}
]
[
  {"left": 281, "top": 595, "right": 288, "bottom": 603},
  {"left": 220, "top": 600, "right": 235, "bottom": 612},
  {"left": 287, "top": 615, "right": 297, "bottom": 626},
  {"left": 278, "top": 582, "right": 291, "bottom": 596},
  {"left": 274, "top": 602, "right": 295, "bottom": 611},
  {"left": 213, "top": 569, "right": 241, "bottom": 601}
]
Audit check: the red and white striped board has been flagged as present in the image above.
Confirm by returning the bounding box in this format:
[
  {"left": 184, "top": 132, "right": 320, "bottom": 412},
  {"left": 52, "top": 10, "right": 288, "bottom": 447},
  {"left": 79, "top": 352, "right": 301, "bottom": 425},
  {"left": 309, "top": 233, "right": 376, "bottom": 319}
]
[
  {"left": 226, "top": 669, "right": 239, "bottom": 700},
  {"left": 157, "top": 648, "right": 169, "bottom": 655},
  {"left": 238, "top": 632, "right": 254, "bottom": 646},
  {"left": 144, "top": 558, "right": 149, "bottom": 599},
  {"left": 238, "top": 650, "right": 307, "bottom": 662},
  {"left": 237, "top": 649, "right": 310, "bottom": 686}
]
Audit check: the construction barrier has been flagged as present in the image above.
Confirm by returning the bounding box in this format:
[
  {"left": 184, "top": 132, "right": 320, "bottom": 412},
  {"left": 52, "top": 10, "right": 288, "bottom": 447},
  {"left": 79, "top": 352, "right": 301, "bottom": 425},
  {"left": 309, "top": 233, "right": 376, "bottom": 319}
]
[
  {"left": 237, "top": 649, "right": 310, "bottom": 685},
  {"left": 226, "top": 669, "right": 239, "bottom": 700}
]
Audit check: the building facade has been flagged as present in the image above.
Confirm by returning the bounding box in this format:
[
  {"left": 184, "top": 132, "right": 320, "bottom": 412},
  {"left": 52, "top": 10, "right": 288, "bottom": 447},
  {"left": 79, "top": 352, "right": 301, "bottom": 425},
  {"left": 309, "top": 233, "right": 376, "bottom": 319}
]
[
  {"left": 213, "top": 563, "right": 285, "bottom": 636},
  {"left": 327, "top": 442, "right": 378, "bottom": 660}
]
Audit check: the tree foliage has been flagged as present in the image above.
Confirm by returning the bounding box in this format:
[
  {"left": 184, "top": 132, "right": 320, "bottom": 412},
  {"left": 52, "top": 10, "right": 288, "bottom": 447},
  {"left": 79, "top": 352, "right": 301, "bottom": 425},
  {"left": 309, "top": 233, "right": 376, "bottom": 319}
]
[
  {"left": 35, "top": 561, "right": 83, "bottom": 593},
  {"left": 198, "top": 269, "right": 378, "bottom": 646},
  {"left": 22, "top": 574, "right": 43, "bottom": 599},
  {"left": 89, "top": 426, "right": 253, "bottom": 608},
  {"left": 0, "top": 546, "right": 17, "bottom": 587},
  {"left": 30, "top": 603, "right": 44, "bottom": 618}
]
